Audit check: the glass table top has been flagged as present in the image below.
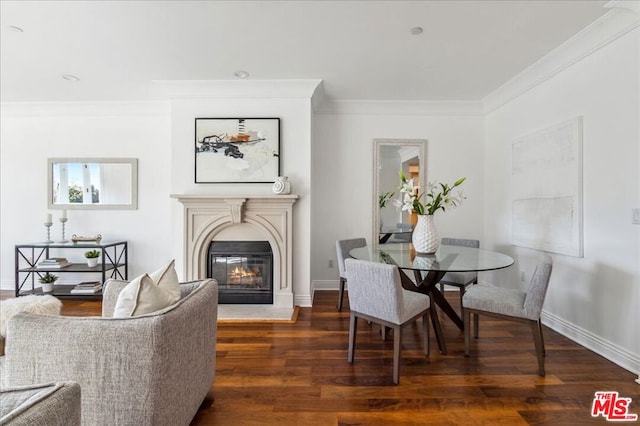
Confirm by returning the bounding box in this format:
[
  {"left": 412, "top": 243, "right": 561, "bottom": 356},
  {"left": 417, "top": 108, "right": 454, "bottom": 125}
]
[{"left": 350, "top": 243, "right": 514, "bottom": 273}]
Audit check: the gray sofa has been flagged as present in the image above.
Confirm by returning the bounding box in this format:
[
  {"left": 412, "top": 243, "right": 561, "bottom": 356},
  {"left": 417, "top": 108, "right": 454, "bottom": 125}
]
[
  {"left": 1, "top": 279, "right": 218, "bottom": 426},
  {"left": 0, "top": 382, "right": 81, "bottom": 426}
]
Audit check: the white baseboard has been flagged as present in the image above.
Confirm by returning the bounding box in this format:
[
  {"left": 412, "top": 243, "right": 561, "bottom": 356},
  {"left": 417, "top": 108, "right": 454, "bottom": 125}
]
[
  {"left": 294, "top": 294, "right": 312, "bottom": 308},
  {"left": 311, "top": 279, "right": 339, "bottom": 292},
  {"left": 541, "top": 309, "right": 640, "bottom": 378}
]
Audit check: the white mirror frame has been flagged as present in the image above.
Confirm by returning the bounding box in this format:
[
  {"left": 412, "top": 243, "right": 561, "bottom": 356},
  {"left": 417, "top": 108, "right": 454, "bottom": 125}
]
[
  {"left": 47, "top": 157, "right": 138, "bottom": 210},
  {"left": 373, "top": 139, "right": 427, "bottom": 244}
]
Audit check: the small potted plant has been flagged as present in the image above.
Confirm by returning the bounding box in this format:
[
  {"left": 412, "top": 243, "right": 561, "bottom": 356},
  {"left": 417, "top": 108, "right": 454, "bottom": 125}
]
[
  {"left": 39, "top": 272, "right": 58, "bottom": 293},
  {"left": 84, "top": 249, "right": 100, "bottom": 267}
]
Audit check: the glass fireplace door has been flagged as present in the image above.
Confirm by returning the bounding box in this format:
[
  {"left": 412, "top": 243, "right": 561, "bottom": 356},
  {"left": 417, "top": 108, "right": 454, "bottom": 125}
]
[{"left": 207, "top": 241, "right": 273, "bottom": 304}]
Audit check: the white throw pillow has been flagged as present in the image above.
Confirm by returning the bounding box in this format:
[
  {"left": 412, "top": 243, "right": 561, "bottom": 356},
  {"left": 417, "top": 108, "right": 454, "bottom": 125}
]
[
  {"left": 112, "top": 260, "right": 181, "bottom": 318},
  {"left": 112, "top": 273, "right": 176, "bottom": 318},
  {"left": 149, "top": 259, "right": 180, "bottom": 304}
]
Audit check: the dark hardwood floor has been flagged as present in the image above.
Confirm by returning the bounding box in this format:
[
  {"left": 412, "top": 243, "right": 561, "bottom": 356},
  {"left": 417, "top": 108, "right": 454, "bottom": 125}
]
[{"left": 2, "top": 290, "right": 638, "bottom": 425}]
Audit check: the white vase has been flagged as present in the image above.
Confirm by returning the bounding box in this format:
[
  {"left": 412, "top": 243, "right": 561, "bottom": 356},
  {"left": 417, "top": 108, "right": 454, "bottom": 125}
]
[
  {"left": 272, "top": 176, "right": 291, "bottom": 195},
  {"left": 412, "top": 214, "right": 440, "bottom": 254},
  {"left": 87, "top": 258, "right": 98, "bottom": 267},
  {"left": 41, "top": 283, "right": 54, "bottom": 292}
]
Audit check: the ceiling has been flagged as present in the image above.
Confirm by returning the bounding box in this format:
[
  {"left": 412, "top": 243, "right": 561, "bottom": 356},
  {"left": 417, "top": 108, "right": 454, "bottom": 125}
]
[{"left": 0, "top": 0, "right": 611, "bottom": 103}]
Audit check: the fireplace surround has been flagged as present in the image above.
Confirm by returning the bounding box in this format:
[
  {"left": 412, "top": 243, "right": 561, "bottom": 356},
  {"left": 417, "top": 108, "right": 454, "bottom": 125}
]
[{"left": 172, "top": 194, "right": 298, "bottom": 309}]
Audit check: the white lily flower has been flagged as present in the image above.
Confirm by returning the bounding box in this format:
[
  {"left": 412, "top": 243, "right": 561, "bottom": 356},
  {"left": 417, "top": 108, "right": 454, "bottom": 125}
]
[{"left": 400, "top": 179, "right": 415, "bottom": 194}]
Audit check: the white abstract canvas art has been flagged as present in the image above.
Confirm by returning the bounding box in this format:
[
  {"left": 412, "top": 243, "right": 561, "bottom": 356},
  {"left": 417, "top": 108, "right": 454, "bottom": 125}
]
[
  {"left": 195, "top": 118, "right": 280, "bottom": 183},
  {"left": 511, "top": 117, "right": 583, "bottom": 257}
]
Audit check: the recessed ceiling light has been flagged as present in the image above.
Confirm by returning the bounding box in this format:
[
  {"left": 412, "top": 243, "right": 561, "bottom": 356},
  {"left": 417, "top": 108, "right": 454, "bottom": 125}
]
[
  {"left": 234, "top": 70, "right": 250, "bottom": 79},
  {"left": 410, "top": 27, "right": 423, "bottom": 36},
  {"left": 8, "top": 25, "right": 24, "bottom": 33},
  {"left": 62, "top": 74, "right": 80, "bottom": 82}
]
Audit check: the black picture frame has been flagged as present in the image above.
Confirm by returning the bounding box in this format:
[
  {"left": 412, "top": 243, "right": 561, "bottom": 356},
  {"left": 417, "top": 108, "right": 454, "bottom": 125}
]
[{"left": 195, "top": 118, "right": 280, "bottom": 183}]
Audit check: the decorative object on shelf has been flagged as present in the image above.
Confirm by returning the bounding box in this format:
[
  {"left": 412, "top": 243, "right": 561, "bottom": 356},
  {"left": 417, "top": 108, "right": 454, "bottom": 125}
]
[
  {"left": 58, "top": 210, "right": 68, "bottom": 243},
  {"left": 36, "top": 257, "right": 71, "bottom": 269},
  {"left": 194, "top": 117, "right": 280, "bottom": 183},
  {"left": 84, "top": 249, "right": 100, "bottom": 267},
  {"left": 38, "top": 273, "right": 58, "bottom": 293},
  {"left": 71, "top": 234, "right": 102, "bottom": 243},
  {"left": 272, "top": 176, "right": 291, "bottom": 195},
  {"left": 395, "top": 172, "right": 466, "bottom": 254},
  {"left": 70, "top": 281, "right": 102, "bottom": 294},
  {"left": 44, "top": 213, "right": 54, "bottom": 244}
]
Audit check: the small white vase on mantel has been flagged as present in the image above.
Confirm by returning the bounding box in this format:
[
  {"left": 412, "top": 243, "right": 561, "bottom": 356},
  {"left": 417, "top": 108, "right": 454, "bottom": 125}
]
[
  {"left": 412, "top": 214, "right": 440, "bottom": 254},
  {"left": 272, "top": 176, "right": 291, "bottom": 195}
]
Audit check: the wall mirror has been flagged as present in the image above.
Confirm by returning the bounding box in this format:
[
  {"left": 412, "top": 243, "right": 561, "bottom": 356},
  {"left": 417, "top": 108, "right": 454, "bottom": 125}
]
[
  {"left": 373, "top": 139, "right": 427, "bottom": 243},
  {"left": 48, "top": 158, "right": 138, "bottom": 210}
]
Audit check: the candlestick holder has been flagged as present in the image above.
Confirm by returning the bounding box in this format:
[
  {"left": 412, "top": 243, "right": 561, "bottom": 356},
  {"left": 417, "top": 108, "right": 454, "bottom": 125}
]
[
  {"left": 59, "top": 217, "right": 69, "bottom": 243},
  {"left": 44, "top": 222, "right": 54, "bottom": 244}
]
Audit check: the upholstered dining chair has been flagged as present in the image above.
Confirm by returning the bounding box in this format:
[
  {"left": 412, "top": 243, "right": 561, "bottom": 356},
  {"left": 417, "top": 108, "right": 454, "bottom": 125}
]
[
  {"left": 345, "top": 258, "right": 430, "bottom": 384},
  {"left": 335, "top": 238, "right": 367, "bottom": 311},
  {"left": 462, "top": 260, "right": 553, "bottom": 376},
  {"left": 439, "top": 237, "right": 480, "bottom": 313}
]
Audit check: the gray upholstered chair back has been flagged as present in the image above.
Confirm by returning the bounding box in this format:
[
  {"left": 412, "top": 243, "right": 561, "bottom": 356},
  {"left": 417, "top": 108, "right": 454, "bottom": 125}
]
[
  {"left": 345, "top": 258, "right": 405, "bottom": 324},
  {"left": 523, "top": 261, "right": 553, "bottom": 319},
  {"left": 336, "top": 238, "right": 367, "bottom": 279},
  {"left": 441, "top": 237, "right": 480, "bottom": 249}
]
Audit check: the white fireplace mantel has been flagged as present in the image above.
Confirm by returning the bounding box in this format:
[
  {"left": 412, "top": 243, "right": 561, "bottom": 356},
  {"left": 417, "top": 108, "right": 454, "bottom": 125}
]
[{"left": 171, "top": 194, "right": 298, "bottom": 309}]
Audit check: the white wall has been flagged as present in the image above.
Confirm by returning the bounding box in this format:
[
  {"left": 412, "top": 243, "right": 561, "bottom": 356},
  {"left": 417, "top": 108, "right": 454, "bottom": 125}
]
[
  {"left": 0, "top": 102, "right": 172, "bottom": 287},
  {"left": 168, "top": 97, "right": 312, "bottom": 306},
  {"left": 311, "top": 106, "right": 485, "bottom": 286},
  {"left": 484, "top": 28, "right": 639, "bottom": 373}
]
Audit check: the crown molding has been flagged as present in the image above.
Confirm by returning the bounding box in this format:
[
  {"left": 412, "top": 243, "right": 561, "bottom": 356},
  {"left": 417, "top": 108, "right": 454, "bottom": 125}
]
[
  {"left": 0, "top": 101, "right": 169, "bottom": 118},
  {"left": 316, "top": 99, "right": 483, "bottom": 116},
  {"left": 151, "top": 79, "right": 322, "bottom": 100},
  {"left": 483, "top": 5, "right": 639, "bottom": 114}
]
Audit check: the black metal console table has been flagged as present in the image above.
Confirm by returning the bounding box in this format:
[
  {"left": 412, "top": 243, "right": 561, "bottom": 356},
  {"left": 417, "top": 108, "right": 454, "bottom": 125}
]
[{"left": 14, "top": 241, "right": 128, "bottom": 299}]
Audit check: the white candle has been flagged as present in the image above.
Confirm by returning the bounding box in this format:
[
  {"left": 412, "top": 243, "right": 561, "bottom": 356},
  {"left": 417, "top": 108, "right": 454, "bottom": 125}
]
[
  {"left": 46, "top": 213, "right": 52, "bottom": 223},
  {"left": 61, "top": 210, "right": 67, "bottom": 219}
]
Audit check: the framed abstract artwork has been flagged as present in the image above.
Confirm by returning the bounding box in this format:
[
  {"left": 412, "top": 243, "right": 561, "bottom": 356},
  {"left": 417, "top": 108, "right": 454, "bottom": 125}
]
[{"left": 195, "top": 118, "right": 280, "bottom": 183}]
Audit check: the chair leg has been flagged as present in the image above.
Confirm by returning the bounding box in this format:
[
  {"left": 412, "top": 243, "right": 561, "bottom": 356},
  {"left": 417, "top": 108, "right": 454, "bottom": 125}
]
[
  {"left": 459, "top": 287, "right": 465, "bottom": 317},
  {"left": 393, "top": 324, "right": 402, "bottom": 385},
  {"left": 473, "top": 313, "right": 479, "bottom": 338},
  {"left": 538, "top": 319, "right": 546, "bottom": 356},
  {"left": 423, "top": 311, "right": 430, "bottom": 356},
  {"left": 381, "top": 325, "right": 387, "bottom": 341},
  {"left": 348, "top": 314, "right": 357, "bottom": 363},
  {"left": 531, "top": 320, "right": 545, "bottom": 376},
  {"left": 464, "top": 309, "right": 471, "bottom": 357},
  {"left": 337, "top": 277, "right": 346, "bottom": 311}
]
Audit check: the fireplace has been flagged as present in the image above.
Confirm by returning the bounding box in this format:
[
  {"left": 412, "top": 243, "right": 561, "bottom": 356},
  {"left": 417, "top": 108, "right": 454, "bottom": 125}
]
[
  {"left": 207, "top": 241, "right": 273, "bottom": 304},
  {"left": 172, "top": 194, "right": 297, "bottom": 309}
]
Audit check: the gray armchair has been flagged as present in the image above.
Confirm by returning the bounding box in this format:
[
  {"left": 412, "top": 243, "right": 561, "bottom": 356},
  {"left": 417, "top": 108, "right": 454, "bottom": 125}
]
[
  {"left": 2, "top": 279, "right": 218, "bottom": 426},
  {"left": 463, "top": 260, "right": 553, "bottom": 376},
  {"left": 335, "top": 238, "right": 367, "bottom": 311},
  {"left": 345, "top": 258, "right": 430, "bottom": 384}
]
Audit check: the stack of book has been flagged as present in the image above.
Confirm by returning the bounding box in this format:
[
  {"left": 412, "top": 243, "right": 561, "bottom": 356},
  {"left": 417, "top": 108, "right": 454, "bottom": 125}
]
[
  {"left": 70, "top": 281, "right": 103, "bottom": 294},
  {"left": 36, "top": 257, "right": 71, "bottom": 268}
]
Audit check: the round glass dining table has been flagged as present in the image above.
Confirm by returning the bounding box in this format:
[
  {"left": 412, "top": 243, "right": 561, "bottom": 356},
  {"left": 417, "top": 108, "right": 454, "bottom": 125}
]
[{"left": 350, "top": 243, "right": 514, "bottom": 354}]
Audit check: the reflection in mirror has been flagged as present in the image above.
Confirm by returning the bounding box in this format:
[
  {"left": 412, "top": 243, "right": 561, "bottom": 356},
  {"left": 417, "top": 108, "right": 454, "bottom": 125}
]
[
  {"left": 48, "top": 158, "right": 138, "bottom": 210},
  {"left": 373, "top": 139, "right": 426, "bottom": 244}
]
